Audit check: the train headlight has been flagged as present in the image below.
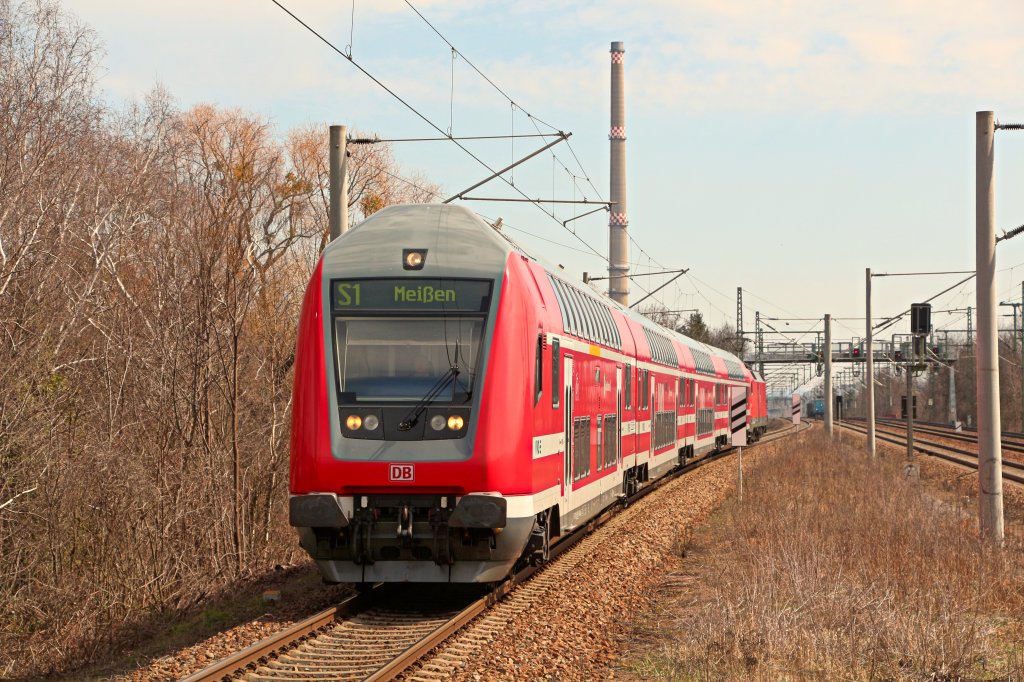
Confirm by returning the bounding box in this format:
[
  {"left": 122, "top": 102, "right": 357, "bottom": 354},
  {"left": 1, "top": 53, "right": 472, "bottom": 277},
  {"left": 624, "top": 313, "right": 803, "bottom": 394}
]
[
  {"left": 402, "top": 248, "right": 427, "bottom": 270},
  {"left": 345, "top": 415, "right": 362, "bottom": 430},
  {"left": 363, "top": 415, "right": 380, "bottom": 431},
  {"left": 447, "top": 415, "right": 465, "bottom": 431},
  {"left": 430, "top": 415, "right": 447, "bottom": 431}
]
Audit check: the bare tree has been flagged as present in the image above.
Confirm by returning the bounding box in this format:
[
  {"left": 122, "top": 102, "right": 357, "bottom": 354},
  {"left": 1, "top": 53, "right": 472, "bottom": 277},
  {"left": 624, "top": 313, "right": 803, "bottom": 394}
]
[{"left": 0, "top": 3, "right": 468, "bottom": 677}]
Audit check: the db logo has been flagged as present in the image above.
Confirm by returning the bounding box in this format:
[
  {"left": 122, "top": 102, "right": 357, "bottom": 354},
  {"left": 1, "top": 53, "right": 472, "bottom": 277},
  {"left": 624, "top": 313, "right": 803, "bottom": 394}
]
[{"left": 389, "top": 464, "right": 415, "bottom": 482}]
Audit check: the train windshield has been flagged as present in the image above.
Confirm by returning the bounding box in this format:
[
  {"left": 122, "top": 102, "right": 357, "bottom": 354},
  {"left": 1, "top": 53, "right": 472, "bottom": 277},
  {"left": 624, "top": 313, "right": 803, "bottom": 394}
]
[{"left": 334, "top": 317, "right": 484, "bottom": 403}]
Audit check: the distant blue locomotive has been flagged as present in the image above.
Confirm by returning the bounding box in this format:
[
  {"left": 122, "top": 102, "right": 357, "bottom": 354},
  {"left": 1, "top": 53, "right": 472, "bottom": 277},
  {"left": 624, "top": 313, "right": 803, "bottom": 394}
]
[{"left": 806, "top": 399, "right": 825, "bottom": 419}]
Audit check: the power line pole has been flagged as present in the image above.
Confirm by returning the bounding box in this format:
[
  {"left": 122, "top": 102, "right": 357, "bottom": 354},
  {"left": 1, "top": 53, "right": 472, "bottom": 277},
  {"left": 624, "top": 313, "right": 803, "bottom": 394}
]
[
  {"left": 976, "top": 110, "right": 1003, "bottom": 544},
  {"left": 824, "top": 313, "right": 833, "bottom": 436},
  {"left": 866, "top": 268, "right": 875, "bottom": 457},
  {"left": 967, "top": 306, "right": 973, "bottom": 345},
  {"left": 755, "top": 311, "right": 764, "bottom": 376},
  {"left": 906, "top": 340, "right": 915, "bottom": 460},
  {"left": 736, "top": 287, "right": 744, "bottom": 360},
  {"left": 948, "top": 362, "right": 958, "bottom": 427},
  {"left": 329, "top": 124, "right": 349, "bottom": 241}
]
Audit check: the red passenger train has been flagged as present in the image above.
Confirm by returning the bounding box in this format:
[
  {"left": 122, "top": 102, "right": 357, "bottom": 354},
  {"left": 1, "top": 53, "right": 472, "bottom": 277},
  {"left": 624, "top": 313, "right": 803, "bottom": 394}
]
[{"left": 289, "top": 204, "right": 767, "bottom": 584}]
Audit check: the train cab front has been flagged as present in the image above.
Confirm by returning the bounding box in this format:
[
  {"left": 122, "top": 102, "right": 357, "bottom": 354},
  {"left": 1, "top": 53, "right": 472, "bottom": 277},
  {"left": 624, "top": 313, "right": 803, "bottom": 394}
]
[{"left": 288, "top": 204, "right": 535, "bottom": 584}]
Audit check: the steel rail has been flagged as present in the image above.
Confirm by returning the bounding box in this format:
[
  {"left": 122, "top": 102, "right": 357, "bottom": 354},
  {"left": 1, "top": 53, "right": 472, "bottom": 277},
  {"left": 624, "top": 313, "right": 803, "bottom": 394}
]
[
  {"left": 182, "top": 422, "right": 806, "bottom": 682},
  {"left": 178, "top": 592, "right": 367, "bottom": 682},
  {"left": 850, "top": 415, "right": 1024, "bottom": 441},
  {"left": 838, "top": 421, "right": 1024, "bottom": 484},
  {"left": 848, "top": 416, "right": 1024, "bottom": 452}
]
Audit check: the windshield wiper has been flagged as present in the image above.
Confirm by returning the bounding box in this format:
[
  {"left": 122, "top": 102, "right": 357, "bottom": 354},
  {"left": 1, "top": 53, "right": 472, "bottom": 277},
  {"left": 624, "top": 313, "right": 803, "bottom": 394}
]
[{"left": 398, "top": 366, "right": 460, "bottom": 431}]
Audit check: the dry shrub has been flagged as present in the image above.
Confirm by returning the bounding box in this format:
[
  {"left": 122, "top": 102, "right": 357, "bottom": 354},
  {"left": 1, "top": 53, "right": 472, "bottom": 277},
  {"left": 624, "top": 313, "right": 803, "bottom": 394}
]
[{"left": 665, "top": 431, "right": 1024, "bottom": 680}]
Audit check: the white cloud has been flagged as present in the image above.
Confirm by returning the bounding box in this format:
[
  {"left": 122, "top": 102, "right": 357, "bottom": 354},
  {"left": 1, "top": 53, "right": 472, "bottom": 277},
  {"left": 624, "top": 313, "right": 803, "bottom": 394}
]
[{"left": 60, "top": 0, "right": 1024, "bottom": 121}]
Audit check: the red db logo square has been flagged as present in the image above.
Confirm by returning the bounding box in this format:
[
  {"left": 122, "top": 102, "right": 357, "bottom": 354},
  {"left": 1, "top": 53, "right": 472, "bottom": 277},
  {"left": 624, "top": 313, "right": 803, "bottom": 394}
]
[{"left": 389, "top": 464, "right": 414, "bottom": 482}]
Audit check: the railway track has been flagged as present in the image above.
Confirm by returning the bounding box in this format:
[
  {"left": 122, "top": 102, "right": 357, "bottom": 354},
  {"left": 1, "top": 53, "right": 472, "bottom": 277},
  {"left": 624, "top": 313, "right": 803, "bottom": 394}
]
[
  {"left": 182, "top": 422, "right": 807, "bottom": 682},
  {"left": 837, "top": 420, "right": 1024, "bottom": 485},
  {"left": 847, "top": 416, "right": 1024, "bottom": 455}
]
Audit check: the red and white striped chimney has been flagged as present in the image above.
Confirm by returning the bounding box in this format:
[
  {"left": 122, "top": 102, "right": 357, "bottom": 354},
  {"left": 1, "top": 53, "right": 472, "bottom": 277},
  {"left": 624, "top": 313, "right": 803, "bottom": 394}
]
[{"left": 608, "top": 41, "right": 629, "bottom": 306}]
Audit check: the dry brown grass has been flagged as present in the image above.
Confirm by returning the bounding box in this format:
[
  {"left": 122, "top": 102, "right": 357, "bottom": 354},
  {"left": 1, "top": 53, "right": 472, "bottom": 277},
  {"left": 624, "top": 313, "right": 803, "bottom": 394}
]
[{"left": 632, "top": 431, "right": 1024, "bottom": 681}]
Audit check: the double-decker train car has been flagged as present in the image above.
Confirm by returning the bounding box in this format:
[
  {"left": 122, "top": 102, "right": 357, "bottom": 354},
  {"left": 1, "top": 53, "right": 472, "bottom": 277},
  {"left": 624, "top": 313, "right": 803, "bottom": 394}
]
[{"left": 289, "top": 204, "right": 767, "bottom": 584}]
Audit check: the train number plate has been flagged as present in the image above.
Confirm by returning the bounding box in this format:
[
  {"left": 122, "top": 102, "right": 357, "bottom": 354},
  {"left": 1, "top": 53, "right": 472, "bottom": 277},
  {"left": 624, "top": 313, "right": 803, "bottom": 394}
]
[{"left": 389, "top": 464, "right": 415, "bottom": 482}]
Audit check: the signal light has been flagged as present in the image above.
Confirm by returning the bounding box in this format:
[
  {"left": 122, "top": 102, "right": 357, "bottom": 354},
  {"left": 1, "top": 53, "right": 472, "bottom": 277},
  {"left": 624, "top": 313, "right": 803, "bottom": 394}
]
[
  {"left": 894, "top": 351, "right": 903, "bottom": 361},
  {"left": 853, "top": 348, "right": 860, "bottom": 358}
]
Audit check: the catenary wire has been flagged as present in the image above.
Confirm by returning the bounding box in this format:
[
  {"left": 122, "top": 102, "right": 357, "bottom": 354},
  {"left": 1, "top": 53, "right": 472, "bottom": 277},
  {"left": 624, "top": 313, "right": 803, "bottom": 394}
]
[{"left": 270, "top": 0, "right": 611, "bottom": 264}]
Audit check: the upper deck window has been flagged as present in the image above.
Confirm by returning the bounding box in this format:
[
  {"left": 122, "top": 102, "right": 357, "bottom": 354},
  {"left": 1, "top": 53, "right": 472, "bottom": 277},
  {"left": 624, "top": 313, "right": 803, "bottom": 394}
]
[{"left": 546, "top": 274, "right": 622, "bottom": 350}]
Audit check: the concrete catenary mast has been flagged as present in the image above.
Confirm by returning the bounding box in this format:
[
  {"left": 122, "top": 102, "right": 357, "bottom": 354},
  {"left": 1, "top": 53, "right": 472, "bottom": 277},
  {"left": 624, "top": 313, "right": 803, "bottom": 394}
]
[{"left": 608, "top": 41, "right": 629, "bottom": 306}]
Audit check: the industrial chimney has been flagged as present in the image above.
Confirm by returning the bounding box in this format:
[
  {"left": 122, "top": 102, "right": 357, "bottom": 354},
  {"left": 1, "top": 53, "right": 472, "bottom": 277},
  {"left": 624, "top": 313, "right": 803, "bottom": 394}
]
[{"left": 608, "top": 41, "right": 629, "bottom": 306}]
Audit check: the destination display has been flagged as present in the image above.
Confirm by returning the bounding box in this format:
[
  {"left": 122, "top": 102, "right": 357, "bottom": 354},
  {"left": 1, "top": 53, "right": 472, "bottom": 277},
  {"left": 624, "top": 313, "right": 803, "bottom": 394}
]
[{"left": 331, "top": 278, "right": 492, "bottom": 313}]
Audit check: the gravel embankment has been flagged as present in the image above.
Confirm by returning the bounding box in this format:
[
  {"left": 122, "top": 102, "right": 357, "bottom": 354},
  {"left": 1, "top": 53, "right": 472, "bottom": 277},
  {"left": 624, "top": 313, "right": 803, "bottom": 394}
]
[{"left": 400, "top": 443, "right": 777, "bottom": 681}]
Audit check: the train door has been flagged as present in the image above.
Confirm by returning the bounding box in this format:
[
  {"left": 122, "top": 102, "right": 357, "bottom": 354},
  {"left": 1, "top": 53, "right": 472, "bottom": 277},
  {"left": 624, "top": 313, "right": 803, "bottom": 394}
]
[
  {"left": 649, "top": 376, "right": 656, "bottom": 458},
  {"left": 561, "top": 354, "right": 576, "bottom": 520},
  {"left": 616, "top": 366, "right": 622, "bottom": 467}
]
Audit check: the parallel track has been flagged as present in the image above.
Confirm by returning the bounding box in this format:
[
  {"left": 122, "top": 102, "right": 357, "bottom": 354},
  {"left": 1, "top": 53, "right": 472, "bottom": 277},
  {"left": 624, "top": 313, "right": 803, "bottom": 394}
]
[
  {"left": 837, "top": 420, "right": 1024, "bottom": 485},
  {"left": 182, "top": 422, "right": 807, "bottom": 682},
  {"left": 847, "top": 416, "right": 1024, "bottom": 455}
]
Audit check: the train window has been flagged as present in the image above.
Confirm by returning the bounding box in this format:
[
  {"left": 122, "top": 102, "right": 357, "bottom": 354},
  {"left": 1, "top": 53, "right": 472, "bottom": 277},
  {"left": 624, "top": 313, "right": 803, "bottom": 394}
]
[
  {"left": 557, "top": 282, "right": 571, "bottom": 334},
  {"left": 581, "top": 292, "right": 598, "bottom": 342},
  {"left": 603, "top": 415, "right": 618, "bottom": 468},
  {"left": 584, "top": 293, "right": 599, "bottom": 344},
  {"left": 559, "top": 281, "right": 578, "bottom": 338},
  {"left": 641, "top": 369, "right": 649, "bottom": 410},
  {"left": 334, "top": 317, "right": 482, "bottom": 403},
  {"left": 573, "top": 416, "right": 591, "bottom": 481},
  {"left": 624, "top": 363, "right": 632, "bottom": 409},
  {"left": 678, "top": 377, "right": 684, "bottom": 409},
  {"left": 566, "top": 287, "right": 584, "bottom": 340},
  {"left": 572, "top": 287, "right": 586, "bottom": 340},
  {"left": 552, "top": 339, "right": 561, "bottom": 408},
  {"left": 534, "top": 334, "right": 543, "bottom": 406},
  {"left": 592, "top": 298, "right": 605, "bottom": 345},
  {"left": 607, "top": 310, "right": 621, "bottom": 349},
  {"left": 549, "top": 277, "right": 570, "bottom": 334},
  {"left": 576, "top": 289, "right": 595, "bottom": 343},
  {"left": 596, "top": 418, "right": 603, "bottom": 471},
  {"left": 592, "top": 302, "right": 606, "bottom": 345},
  {"left": 579, "top": 293, "right": 595, "bottom": 343},
  {"left": 597, "top": 303, "right": 610, "bottom": 346}
]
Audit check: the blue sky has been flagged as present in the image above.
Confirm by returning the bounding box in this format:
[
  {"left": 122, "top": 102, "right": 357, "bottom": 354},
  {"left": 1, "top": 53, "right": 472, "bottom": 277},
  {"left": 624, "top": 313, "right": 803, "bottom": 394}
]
[{"left": 64, "top": 0, "right": 1024, "bottom": 351}]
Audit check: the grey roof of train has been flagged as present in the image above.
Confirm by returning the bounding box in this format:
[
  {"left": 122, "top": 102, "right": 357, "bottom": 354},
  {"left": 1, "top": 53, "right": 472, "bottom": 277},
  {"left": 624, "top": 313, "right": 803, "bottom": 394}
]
[
  {"left": 324, "top": 204, "right": 516, "bottom": 281},
  {"left": 341, "top": 204, "right": 746, "bottom": 370}
]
